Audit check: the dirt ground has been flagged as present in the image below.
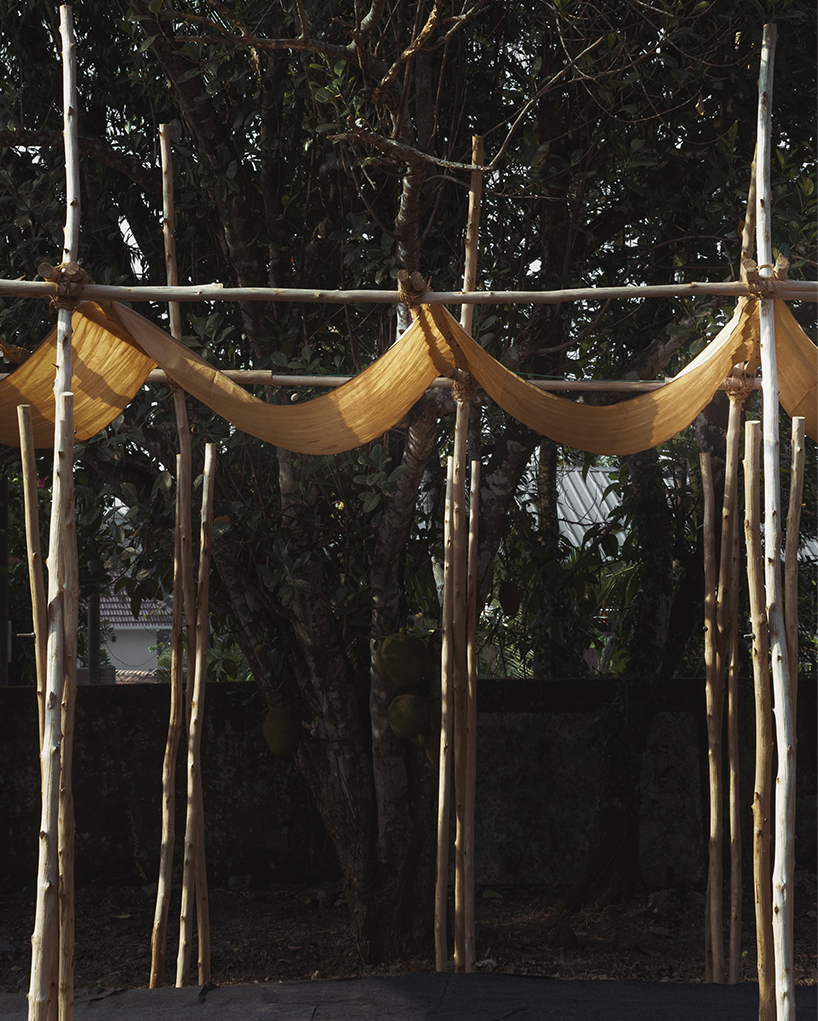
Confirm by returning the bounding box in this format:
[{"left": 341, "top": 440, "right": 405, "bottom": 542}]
[{"left": 1, "top": 878, "right": 815, "bottom": 993}]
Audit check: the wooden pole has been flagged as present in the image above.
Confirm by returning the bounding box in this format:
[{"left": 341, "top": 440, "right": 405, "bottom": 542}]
[
  {"left": 718, "top": 370, "right": 750, "bottom": 983},
  {"left": 1, "top": 277, "right": 813, "bottom": 306},
  {"left": 451, "top": 406, "right": 468, "bottom": 974},
  {"left": 176, "top": 443, "right": 216, "bottom": 986},
  {"left": 17, "top": 406, "right": 47, "bottom": 753},
  {"left": 452, "top": 135, "right": 483, "bottom": 974},
  {"left": 726, "top": 499, "right": 742, "bottom": 985},
  {"left": 29, "top": 9, "right": 80, "bottom": 1020},
  {"left": 744, "top": 421, "right": 775, "bottom": 1021},
  {"left": 435, "top": 456, "right": 455, "bottom": 972},
  {"left": 699, "top": 451, "right": 723, "bottom": 983},
  {"left": 150, "top": 123, "right": 196, "bottom": 989},
  {"left": 755, "top": 24, "right": 796, "bottom": 1020},
  {"left": 464, "top": 459, "right": 480, "bottom": 973},
  {"left": 784, "top": 417, "right": 805, "bottom": 698},
  {"left": 150, "top": 456, "right": 186, "bottom": 988}
]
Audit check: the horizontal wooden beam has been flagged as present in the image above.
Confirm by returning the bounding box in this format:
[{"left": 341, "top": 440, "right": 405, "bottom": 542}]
[{"left": 0, "top": 278, "right": 815, "bottom": 305}]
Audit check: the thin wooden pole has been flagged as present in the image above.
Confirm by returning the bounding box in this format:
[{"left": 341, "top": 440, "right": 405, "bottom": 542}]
[
  {"left": 699, "top": 451, "right": 723, "bottom": 983},
  {"left": 464, "top": 459, "right": 480, "bottom": 973},
  {"left": 452, "top": 136, "right": 483, "bottom": 974},
  {"left": 435, "top": 457, "right": 455, "bottom": 973},
  {"left": 141, "top": 369, "right": 764, "bottom": 394},
  {"left": 29, "top": 9, "right": 80, "bottom": 1020},
  {"left": 17, "top": 406, "right": 47, "bottom": 753},
  {"left": 744, "top": 421, "right": 775, "bottom": 1021},
  {"left": 755, "top": 24, "right": 796, "bottom": 1021},
  {"left": 784, "top": 417, "right": 805, "bottom": 698},
  {"left": 718, "top": 371, "right": 750, "bottom": 984},
  {"left": 726, "top": 503, "right": 742, "bottom": 985},
  {"left": 176, "top": 444, "right": 216, "bottom": 986},
  {"left": 151, "top": 123, "right": 196, "bottom": 989},
  {"left": 1, "top": 277, "right": 813, "bottom": 305},
  {"left": 150, "top": 456, "right": 186, "bottom": 988},
  {"left": 451, "top": 405, "right": 468, "bottom": 974}
]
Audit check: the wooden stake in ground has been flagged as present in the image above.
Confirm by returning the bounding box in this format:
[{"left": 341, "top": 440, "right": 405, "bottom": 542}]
[
  {"left": 176, "top": 444, "right": 216, "bottom": 986},
  {"left": 29, "top": 9, "right": 81, "bottom": 1021},
  {"left": 17, "top": 406, "right": 47, "bottom": 753},
  {"left": 699, "top": 452, "right": 723, "bottom": 982},
  {"left": 719, "top": 367, "right": 752, "bottom": 983},
  {"left": 464, "top": 459, "right": 480, "bottom": 974},
  {"left": 150, "top": 123, "right": 197, "bottom": 989},
  {"left": 435, "top": 456, "right": 455, "bottom": 973},
  {"left": 744, "top": 421, "right": 775, "bottom": 1021},
  {"left": 784, "top": 417, "right": 805, "bottom": 701},
  {"left": 452, "top": 134, "right": 484, "bottom": 975},
  {"left": 755, "top": 24, "right": 796, "bottom": 1021}
]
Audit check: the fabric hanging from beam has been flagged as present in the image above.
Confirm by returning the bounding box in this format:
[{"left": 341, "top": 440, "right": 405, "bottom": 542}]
[{"left": 0, "top": 296, "right": 815, "bottom": 453}]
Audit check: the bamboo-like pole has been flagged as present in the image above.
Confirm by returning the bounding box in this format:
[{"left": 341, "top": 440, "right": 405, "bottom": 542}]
[
  {"left": 726, "top": 505, "right": 742, "bottom": 985},
  {"left": 451, "top": 403, "right": 468, "bottom": 973},
  {"left": 1, "top": 277, "right": 814, "bottom": 305},
  {"left": 463, "top": 459, "right": 480, "bottom": 973},
  {"left": 785, "top": 417, "right": 805, "bottom": 695},
  {"left": 755, "top": 25, "right": 796, "bottom": 1021},
  {"left": 150, "top": 456, "right": 186, "bottom": 988},
  {"left": 17, "top": 406, "right": 48, "bottom": 753},
  {"left": 717, "top": 371, "right": 749, "bottom": 984},
  {"left": 435, "top": 457, "right": 455, "bottom": 973},
  {"left": 29, "top": 10, "right": 80, "bottom": 1020},
  {"left": 744, "top": 421, "right": 775, "bottom": 1021},
  {"left": 176, "top": 443, "right": 216, "bottom": 986},
  {"left": 151, "top": 123, "right": 197, "bottom": 989},
  {"left": 452, "top": 136, "right": 483, "bottom": 974},
  {"left": 699, "top": 452, "right": 723, "bottom": 983}
]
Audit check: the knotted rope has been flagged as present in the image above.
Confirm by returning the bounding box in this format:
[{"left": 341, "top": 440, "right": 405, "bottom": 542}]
[{"left": 38, "top": 260, "right": 93, "bottom": 311}]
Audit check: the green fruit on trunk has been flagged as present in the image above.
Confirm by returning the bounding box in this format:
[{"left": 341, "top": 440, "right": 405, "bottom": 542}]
[
  {"left": 377, "top": 634, "right": 432, "bottom": 686},
  {"left": 262, "top": 705, "right": 302, "bottom": 756},
  {"left": 387, "top": 694, "right": 429, "bottom": 741}
]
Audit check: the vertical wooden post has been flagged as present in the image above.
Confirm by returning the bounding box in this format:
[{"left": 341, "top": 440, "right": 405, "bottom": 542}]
[
  {"left": 150, "top": 455, "right": 186, "bottom": 988},
  {"left": 17, "top": 406, "right": 47, "bottom": 753},
  {"left": 755, "top": 24, "right": 796, "bottom": 1021},
  {"left": 29, "top": 9, "right": 80, "bottom": 1021},
  {"left": 151, "top": 124, "right": 197, "bottom": 989},
  {"left": 784, "top": 417, "right": 805, "bottom": 702},
  {"left": 435, "top": 457, "right": 455, "bottom": 972},
  {"left": 463, "top": 460, "right": 480, "bottom": 973},
  {"left": 453, "top": 134, "right": 484, "bottom": 975},
  {"left": 176, "top": 444, "right": 216, "bottom": 986},
  {"left": 451, "top": 401, "right": 468, "bottom": 973},
  {"left": 719, "top": 369, "right": 751, "bottom": 983},
  {"left": 744, "top": 421, "right": 775, "bottom": 1021},
  {"left": 700, "top": 452, "right": 723, "bottom": 983}
]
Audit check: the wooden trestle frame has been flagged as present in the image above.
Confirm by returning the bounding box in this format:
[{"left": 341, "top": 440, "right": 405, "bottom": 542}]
[{"left": 7, "top": 10, "right": 813, "bottom": 1021}]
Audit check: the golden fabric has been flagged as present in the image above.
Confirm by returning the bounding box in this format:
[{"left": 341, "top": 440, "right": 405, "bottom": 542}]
[
  {"left": 108, "top": 301, "right": 458, "bottom": 456},
  {"left": 421, "top": 301, "right": 759, "bottom": 455},
  {"left": 0, "top": 295, "right": 814, "bottom": 454},
  {"left": 775, "top": 299, "right": 818, "bottom": 440},
  {"left": 0, "top": 302, "right": 155, "bottom": 447}
]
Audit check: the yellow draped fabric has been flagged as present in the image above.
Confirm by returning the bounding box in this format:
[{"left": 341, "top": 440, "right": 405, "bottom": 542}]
[
  {"left": 775, "top": 299, "right": 818, "bottom": 441},
  {"left": 0, "top": 296, "right": 815, "bottom": 454},
  {"left": 0, "top": 301, "right": 155, "bottom": 447},
  {"left": 423, "top": 301, "right": 759, "bottom": 456}
]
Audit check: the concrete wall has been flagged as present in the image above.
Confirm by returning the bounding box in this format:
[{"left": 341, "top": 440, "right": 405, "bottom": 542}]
[{"left": 1, "top": 680, "right": 814, "bottom": 892}]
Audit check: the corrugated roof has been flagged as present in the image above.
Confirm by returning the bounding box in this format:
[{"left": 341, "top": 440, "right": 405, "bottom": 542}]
[
  {"left": 557, "top": 467, "right": 621, "bottom": 548},
  {"left": 100, "top": 591, "right": 172, "bottom": 629}
]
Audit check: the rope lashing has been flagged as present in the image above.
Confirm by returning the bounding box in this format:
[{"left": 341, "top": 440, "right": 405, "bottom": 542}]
[
  {"left": 38, "top": 260, "right": 93, "bottom": 311},
  {"left": 397, "top": 268, "right": 430, "bottom": 311}
]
